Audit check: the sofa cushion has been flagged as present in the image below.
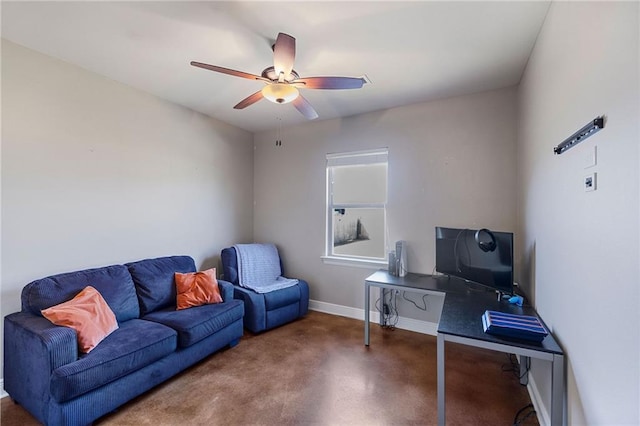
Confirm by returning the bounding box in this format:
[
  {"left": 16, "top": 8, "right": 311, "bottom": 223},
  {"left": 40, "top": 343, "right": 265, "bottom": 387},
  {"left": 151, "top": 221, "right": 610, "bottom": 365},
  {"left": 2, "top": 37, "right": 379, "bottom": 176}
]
[
  {"left": 264, "top": 284, "right": 302, "bottom": 310},
  {"left": 126, "top": 256, "right": 196, "bottom": 315},
  {"left": 143, "top": 300, "right": 244, "bottom": 348},
  {"left": 175, "top": 268, "right": 222, "bottom": 310},
  {"left": 41, "top": 286, "right": 119, "bottom": 353},
  {"left": 21, "top": 264, "right": 140, "bottom": 322},
  {"left": 50, "top": 319, "right": 177, "bottom": 403}
]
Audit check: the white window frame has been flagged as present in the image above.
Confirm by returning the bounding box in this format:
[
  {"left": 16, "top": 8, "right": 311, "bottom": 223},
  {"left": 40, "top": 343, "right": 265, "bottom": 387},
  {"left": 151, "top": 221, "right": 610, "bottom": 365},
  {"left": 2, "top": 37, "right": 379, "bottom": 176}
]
[{"left": 322, "top": 148, "right": 388, "bottom": 269}]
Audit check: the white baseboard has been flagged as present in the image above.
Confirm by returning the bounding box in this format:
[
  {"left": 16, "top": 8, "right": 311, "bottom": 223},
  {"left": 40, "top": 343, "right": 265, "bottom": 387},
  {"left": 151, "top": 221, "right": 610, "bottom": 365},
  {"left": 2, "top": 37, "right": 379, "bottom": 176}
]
[
  {"left": 1, "top": 380, "right": 7, "bottom": 399},
  {"left": 312, "top": 300, "right": 548, "bottom": 424},
  {"left": 516, "top": 354, "right": 550, "bottom": 426},
  {"left": 309, "top": 299, "right": 439, "bottom": 336},
  {"left": 526, "top": 372, "right": 550, "bottom": 426}
]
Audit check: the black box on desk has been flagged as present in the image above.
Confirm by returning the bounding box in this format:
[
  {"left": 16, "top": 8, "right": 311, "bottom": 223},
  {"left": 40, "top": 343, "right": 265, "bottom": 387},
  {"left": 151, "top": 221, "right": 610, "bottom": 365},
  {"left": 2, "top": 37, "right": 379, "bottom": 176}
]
[{"left": 482, "top": 310, "right": 548, "bottom": 343}]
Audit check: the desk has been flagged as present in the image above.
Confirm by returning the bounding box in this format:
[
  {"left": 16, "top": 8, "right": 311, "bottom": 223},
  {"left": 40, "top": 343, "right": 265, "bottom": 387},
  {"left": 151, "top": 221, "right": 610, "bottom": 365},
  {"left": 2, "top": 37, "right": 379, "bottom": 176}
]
[{"left": 364, "top": 271, "right": 565, "bottom": 426}]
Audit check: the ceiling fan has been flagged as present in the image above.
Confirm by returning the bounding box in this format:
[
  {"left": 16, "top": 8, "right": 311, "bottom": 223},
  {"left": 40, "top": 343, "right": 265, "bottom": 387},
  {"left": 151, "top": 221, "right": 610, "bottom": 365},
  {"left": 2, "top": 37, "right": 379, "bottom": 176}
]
[{"left": 191, "top": 33, "right": 367, "bottom": 120}]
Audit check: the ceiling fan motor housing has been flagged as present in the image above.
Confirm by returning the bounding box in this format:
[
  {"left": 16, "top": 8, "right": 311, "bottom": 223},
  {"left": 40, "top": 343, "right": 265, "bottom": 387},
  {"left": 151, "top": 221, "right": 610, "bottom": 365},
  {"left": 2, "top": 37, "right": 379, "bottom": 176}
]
[{"left": 261, "top": 66, "right": 300, "bottom": 82}]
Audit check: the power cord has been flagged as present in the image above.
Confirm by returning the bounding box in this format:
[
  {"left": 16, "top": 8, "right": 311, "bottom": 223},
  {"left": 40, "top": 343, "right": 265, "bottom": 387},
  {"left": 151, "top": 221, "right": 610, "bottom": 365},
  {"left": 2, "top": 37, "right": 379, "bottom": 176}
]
[
  {"left": 375, "top": 292, "right": 399, "bottom": 329},
  {"left": 501, "top": 353, "right": 530, "bottom": 382},
  {"left": 503, "top": 355, "right": 536, "bottom": 425},
  {"left": 383, "top": 290, "right": 399, "bottom": 329},
  {"left": 374, "top": 296, "right": 383, "bottom": 322},
  {"left": 402, "top": 291, "right": 429, "bottom": 311},
  {"left": 513, "top": 403, "right": 536, "bottom": 425}
]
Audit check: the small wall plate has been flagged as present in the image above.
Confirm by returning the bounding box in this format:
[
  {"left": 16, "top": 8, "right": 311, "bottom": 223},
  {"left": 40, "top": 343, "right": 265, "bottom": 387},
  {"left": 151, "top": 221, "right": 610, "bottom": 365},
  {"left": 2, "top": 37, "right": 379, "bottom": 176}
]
[{"left": 584, "top": 172, "right": 597, "bottom": 192}]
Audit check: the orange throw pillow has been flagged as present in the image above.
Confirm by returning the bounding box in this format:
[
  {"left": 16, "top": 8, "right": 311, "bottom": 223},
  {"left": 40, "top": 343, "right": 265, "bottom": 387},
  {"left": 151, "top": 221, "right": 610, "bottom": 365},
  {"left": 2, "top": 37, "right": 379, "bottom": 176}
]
[
  {"left": 175, "top": 268, "right": 223, "bottom": 310},
  {"left": 41, "top": 286, "right": 118, "bottom": 353}
]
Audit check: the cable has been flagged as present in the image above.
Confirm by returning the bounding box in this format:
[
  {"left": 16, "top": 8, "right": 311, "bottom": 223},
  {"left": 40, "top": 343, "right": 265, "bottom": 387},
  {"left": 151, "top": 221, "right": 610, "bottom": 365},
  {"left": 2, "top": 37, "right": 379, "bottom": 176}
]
[
  {"left": 453, "top": 229, "right": 464, "bottom": 272},
  {"left": 501, "top": 353, "right": 519, "bottom": 377},
  {"left": 501, "top": 353, "right": 530, "bottom": 382},
  {"left": 513, "top": 403, "right": 536, "bottom": 425},
  {"left": 382, "top": 290, "right": 399, "bottom": 329},
  {"left": 462, "top": 229, "right": 472, "bottom": 268},
  {"left": 402, "top": 291, "right": 429, "bottom": 311},
  {"left": 376, "top": 292, "right": 398, "bottom": 329},
  {"left": 374, "top": 296, "right": 385, "bottom": 326},
  {"left": 506, "top": 354, "right": 536, "bottom": 424}
]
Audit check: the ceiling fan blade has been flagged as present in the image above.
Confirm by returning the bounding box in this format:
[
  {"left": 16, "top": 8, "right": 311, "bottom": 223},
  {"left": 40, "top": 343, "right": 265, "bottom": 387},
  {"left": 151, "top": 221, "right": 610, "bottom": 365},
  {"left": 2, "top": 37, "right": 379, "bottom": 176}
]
[
  {"left": 273, "top": 33, "right": 296, "bottom": 79},
  {"left": 292, "top": 76, "right": 366, "bottom": 89},
  {"left": 191, "top": 61, "right": 268, "bottom": 82},
  {"left": 292, "top": 94, "right": 318, "bottom": 120},
  {"left": 233, "top": 91, "right": 264, "bottom": 109}
]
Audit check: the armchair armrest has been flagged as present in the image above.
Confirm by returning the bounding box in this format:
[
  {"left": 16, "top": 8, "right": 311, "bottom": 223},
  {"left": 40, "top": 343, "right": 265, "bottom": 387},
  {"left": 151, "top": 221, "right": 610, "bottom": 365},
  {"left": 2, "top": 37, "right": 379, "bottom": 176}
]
[
  {"left": 4, "top": 312, "right": 78, "bottom": 422},
  {"left": 217, "top": 279, "right": 234, "bottom": 303},
  {"left": 232, "top": 286, "right": 266, "bottom": 332}
]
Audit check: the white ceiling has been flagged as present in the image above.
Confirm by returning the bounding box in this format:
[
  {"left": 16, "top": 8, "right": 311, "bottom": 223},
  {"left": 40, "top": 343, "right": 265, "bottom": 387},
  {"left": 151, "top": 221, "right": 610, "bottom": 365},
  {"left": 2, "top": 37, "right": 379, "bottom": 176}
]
[{"left": 2, "top": 1, "right": 550, "bottom": 133}]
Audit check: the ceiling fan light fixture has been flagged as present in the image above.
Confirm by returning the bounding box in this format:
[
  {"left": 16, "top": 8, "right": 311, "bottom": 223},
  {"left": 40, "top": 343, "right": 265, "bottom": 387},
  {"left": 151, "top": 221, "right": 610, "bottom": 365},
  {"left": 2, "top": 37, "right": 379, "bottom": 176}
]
[{"left": 261, "top": 83, "right": 299, "bottom": 104}]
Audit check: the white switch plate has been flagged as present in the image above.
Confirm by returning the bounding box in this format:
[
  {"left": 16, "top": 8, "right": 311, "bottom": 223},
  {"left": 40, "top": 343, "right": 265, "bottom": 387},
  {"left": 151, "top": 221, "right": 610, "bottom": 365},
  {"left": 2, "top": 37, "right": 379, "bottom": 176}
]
[
  {"left": 584, "top": 172, "right": 597, "bottom": 192},
  {"left": 584, "top": 145, "right": 597, "bottom": 169}
]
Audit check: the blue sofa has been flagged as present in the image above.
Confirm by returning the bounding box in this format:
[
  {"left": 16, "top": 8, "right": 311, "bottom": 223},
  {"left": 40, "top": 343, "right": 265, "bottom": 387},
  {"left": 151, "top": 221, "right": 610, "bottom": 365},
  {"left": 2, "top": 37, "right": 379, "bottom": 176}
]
[
  {"left": 221, "top": 246, "right": 309, "bottom": 333},
  {"left": 4, "top": 255, "right": 244, "bottom": 426}
]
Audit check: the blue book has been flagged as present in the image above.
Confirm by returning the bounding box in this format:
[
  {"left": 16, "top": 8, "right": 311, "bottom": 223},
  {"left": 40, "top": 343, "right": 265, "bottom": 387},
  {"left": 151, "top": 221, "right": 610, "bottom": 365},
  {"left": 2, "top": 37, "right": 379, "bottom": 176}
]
[{"left": 482, "top": 310, "right": 548, "bottom": 343}]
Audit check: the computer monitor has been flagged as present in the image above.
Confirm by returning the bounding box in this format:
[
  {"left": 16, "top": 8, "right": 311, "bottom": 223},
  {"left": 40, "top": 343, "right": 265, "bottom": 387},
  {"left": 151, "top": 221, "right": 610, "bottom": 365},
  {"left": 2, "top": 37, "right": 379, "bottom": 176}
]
[{"left": 435, "top": 227, "right": 514, "bottom": 295}]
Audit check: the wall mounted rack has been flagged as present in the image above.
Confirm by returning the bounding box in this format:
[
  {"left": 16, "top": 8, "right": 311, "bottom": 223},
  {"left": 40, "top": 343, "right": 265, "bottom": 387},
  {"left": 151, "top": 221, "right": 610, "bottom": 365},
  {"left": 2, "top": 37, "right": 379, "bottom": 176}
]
[{"left": 553, "top": 116, "right": 605, "bottom": 155}]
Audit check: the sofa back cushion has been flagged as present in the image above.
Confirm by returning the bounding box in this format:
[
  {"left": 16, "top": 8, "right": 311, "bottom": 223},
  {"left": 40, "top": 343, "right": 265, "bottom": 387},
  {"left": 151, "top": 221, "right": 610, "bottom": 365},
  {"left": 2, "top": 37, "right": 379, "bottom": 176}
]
[
  {"left": 126, "top": 256, "right": 196, "bottom": 315},
  {"left": 21, "top": 264, "right": 140, "bottom": 322}
]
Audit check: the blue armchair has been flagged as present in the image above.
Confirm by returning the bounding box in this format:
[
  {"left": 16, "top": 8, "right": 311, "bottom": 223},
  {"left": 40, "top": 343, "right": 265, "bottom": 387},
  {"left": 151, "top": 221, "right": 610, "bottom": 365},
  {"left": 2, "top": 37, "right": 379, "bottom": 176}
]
[{"left": 221, "top": 246, "right": 309, "bottom": 333}]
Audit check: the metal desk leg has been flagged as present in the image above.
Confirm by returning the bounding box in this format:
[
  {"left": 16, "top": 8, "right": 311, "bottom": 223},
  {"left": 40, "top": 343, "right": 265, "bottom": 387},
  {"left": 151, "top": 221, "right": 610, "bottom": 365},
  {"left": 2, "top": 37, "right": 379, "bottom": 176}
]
[
  {"left": 551, "top": 353, "right": 565, "bottom": 426},
  {"left": 520, "top": 356, "right": 530, "bottom": 386},
  {"left": 364, "top": 282, "right": 370, "bottom": 346},
  {"left": 437, "top": 333, "right": 445, "bottom": 426}
]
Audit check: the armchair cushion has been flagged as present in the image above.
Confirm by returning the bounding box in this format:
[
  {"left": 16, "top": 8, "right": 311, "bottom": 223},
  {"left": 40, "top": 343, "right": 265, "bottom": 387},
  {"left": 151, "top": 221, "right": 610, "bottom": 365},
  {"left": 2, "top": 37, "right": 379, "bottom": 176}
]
[
  {"left": 50, "top": 319, "right": 177, "bottom": 403},
  {"left": 263, "top": 284, "right": 303, "bottom": 310}
]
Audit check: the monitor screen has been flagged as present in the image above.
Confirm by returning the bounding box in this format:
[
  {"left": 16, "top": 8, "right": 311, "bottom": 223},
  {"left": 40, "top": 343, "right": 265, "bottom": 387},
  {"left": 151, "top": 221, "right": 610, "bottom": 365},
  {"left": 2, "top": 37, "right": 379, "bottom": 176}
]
[{"left": 435, "top": 227, "right": 514, "bottom": 295}]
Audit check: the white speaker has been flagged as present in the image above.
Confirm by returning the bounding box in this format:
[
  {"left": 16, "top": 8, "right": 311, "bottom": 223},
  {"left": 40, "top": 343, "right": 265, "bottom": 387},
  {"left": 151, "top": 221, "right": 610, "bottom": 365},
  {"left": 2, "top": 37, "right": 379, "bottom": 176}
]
[
  {"left": 388, "top": 251, "right": 397, "bottom": 276},
  {"left": 395, "top": 240, "right": 408, "bottom": 277}
]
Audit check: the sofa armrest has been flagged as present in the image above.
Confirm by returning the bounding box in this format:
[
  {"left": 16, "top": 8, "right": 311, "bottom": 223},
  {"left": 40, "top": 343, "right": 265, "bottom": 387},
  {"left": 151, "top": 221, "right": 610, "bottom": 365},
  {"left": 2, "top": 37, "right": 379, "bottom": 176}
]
[
  {"left": 4, "top": 312, "right": 78, "bottom": 421},
  {"left": 217, "top": 279, "right": 234, "bottom": 303}
]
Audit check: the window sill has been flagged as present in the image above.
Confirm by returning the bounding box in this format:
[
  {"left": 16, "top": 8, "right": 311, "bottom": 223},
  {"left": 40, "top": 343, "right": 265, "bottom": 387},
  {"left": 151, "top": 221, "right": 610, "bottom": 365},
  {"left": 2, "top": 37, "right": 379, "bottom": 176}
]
[{"left": 320, "top": 255, "right": 387, "bottom": 270}]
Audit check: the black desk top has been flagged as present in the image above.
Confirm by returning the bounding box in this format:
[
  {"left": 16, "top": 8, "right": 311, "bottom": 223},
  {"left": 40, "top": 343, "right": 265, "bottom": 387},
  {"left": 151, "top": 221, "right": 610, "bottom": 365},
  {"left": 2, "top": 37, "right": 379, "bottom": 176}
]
[{"left": 365, "top": 271, "right": 563, "bottom": 355}]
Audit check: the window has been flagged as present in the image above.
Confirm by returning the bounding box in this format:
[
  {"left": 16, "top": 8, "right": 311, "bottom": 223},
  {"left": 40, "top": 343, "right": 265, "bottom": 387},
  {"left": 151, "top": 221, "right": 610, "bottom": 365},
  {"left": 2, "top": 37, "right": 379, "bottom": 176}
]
[{"left": 325, "top": 149, "right": 388, "bottom": 264}]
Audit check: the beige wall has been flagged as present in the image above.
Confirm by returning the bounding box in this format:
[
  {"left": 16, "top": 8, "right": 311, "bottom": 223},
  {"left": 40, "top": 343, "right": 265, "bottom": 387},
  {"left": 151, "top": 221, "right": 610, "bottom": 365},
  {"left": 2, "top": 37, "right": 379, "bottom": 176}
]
[
  {"left": 517, "top": 2, "right": 639, "bottom": 424},
  {"left": 1, "top": 40, "right": 254, "bottom": 381},
  {"left": 253, "top": 87, "right": 518, "bottom": 323}
]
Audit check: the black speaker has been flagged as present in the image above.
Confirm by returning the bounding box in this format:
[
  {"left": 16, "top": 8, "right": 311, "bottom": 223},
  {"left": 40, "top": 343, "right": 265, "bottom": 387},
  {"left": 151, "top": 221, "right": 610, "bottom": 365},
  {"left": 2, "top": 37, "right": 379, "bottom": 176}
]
[{"left": 475, "top": 228, "right": 497, "bottom": 252}]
